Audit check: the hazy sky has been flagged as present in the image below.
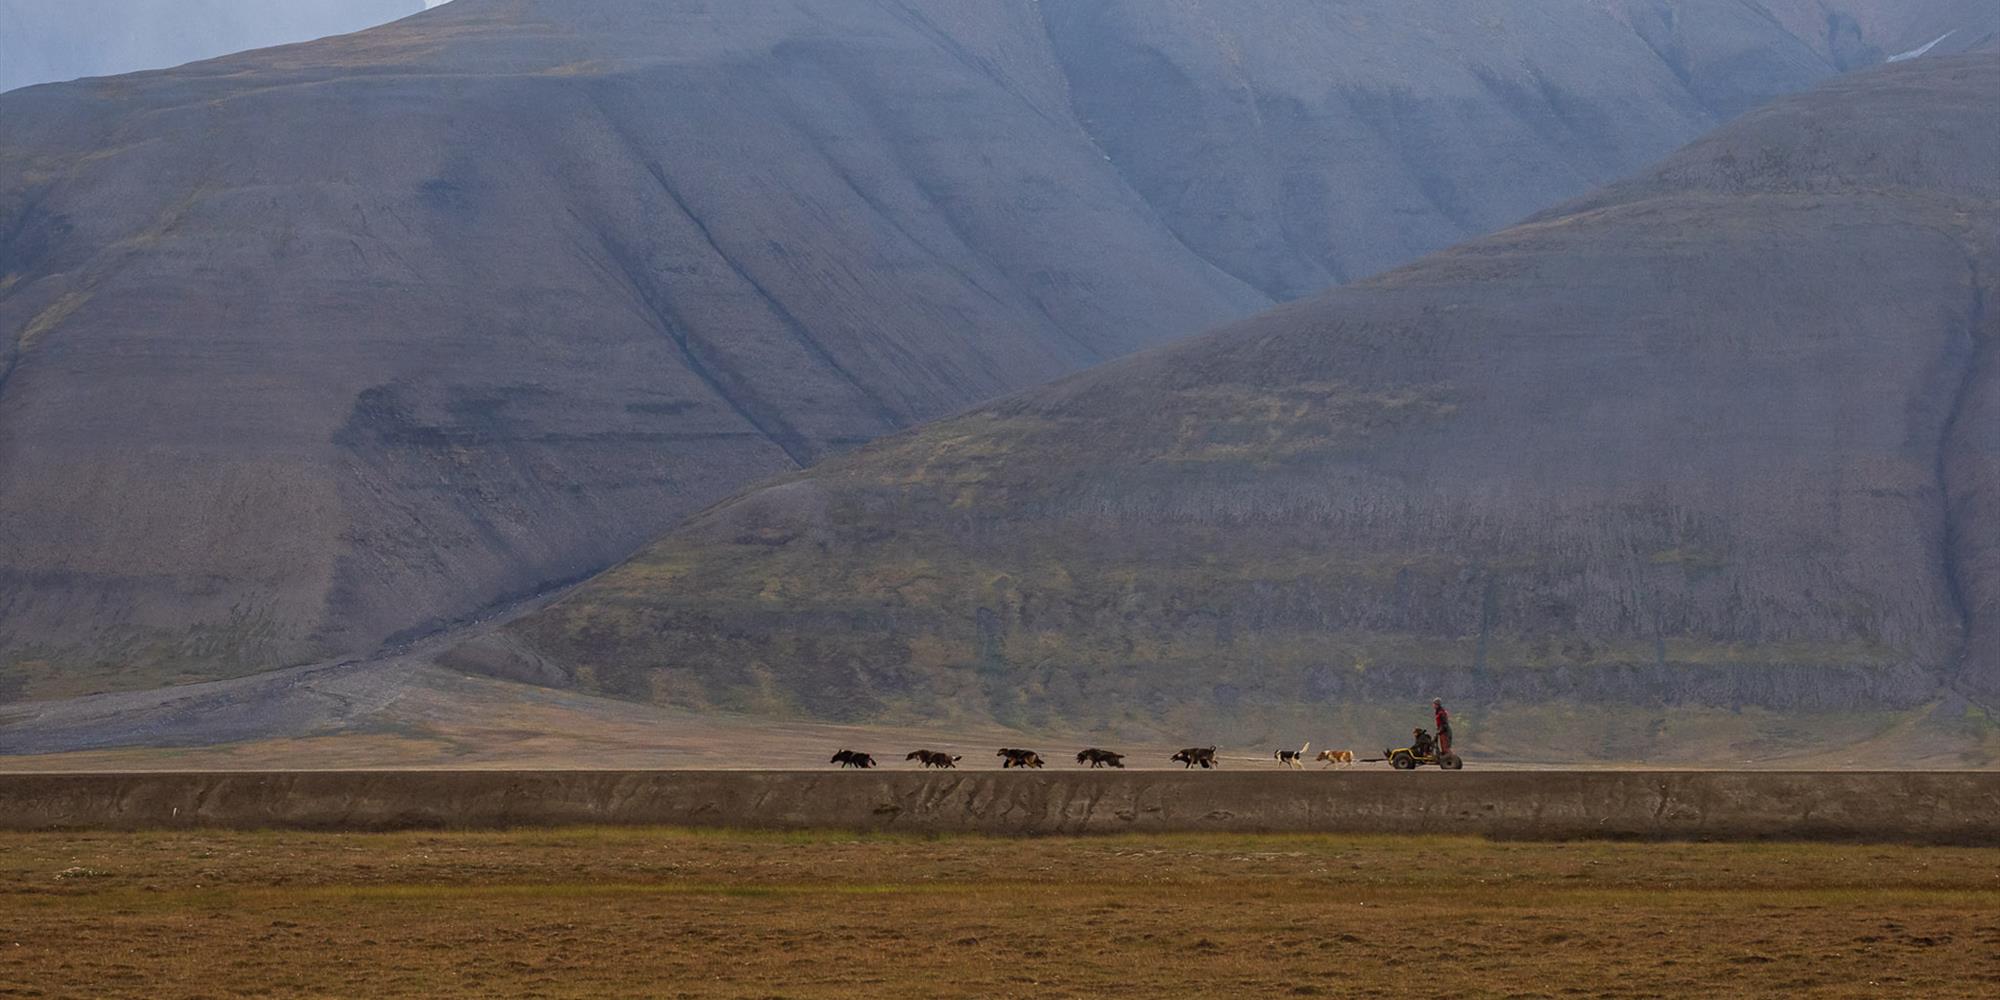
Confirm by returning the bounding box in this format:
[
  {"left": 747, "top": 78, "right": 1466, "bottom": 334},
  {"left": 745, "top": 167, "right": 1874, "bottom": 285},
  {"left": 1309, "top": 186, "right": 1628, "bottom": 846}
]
[{"left": 0, "top": 1, "right": 426, "bottom": 93}]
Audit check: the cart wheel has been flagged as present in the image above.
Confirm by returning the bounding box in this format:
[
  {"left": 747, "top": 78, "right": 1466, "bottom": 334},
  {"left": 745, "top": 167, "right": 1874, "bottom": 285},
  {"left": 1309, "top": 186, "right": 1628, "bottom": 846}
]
[
  {"left": 1390, "top": 751, "right": 1416, "bottom": 770},
  {"left": 1441, "top": 753, "right": 1464, "bottom": 770}
]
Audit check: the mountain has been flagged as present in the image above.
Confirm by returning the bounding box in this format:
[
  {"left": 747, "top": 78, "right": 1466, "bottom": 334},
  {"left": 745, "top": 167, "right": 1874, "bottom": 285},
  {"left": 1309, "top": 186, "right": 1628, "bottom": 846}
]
[
  {"left": 0, "top": 0, "right": 423, "bottom": 94},
  {"left": 488, "top": 54, "right": 2000, "bottom": 753},
  {"left": 1, "top": 0, "right": 1990, "bottom": 700}
]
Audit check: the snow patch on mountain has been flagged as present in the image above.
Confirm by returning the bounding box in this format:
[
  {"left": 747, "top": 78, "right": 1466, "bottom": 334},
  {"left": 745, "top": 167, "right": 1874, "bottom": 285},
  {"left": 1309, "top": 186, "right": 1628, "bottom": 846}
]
[{"left": 1888, "top": 30, "right": 1957, "bottom": 62}]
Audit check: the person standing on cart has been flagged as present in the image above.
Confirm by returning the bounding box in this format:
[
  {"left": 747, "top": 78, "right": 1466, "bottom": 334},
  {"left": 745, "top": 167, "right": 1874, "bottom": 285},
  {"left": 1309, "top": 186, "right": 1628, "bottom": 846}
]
[{"left": 1433, "top": 699, "right": 1453, "bottom": 756}]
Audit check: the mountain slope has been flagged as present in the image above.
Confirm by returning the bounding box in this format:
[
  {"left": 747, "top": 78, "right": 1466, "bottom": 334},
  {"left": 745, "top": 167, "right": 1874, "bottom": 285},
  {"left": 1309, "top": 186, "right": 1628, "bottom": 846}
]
[
  {"left": 0, "top": 0, "right": 422, "bottom": 94},
  {"left": 1, "top": 0, "right": 1986, "bottom": 698},
  {"left": 492, "top": 55, "right": 2000, "bottom": 742}
]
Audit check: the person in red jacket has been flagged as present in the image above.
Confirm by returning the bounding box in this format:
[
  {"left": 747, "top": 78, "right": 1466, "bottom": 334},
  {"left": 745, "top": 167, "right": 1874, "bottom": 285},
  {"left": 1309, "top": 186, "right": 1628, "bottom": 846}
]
[{"left": 1433, "top": 699, "right": 1453, "bottom": 755}]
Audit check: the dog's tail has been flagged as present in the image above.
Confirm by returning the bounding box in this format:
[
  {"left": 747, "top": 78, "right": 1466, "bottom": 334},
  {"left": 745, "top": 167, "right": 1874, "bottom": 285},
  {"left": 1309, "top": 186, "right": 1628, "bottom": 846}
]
[{"left": 1299, "top": 742, "right": 1310, "bottom": 756}]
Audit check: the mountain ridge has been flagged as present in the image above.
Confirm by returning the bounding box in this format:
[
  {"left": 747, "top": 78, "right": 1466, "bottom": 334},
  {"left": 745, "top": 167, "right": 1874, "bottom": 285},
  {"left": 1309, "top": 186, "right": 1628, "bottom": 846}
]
[
  {"left": 485, "top": 53, "right": 2000, "bottom": 745},
  {"left": 3, "top": 0, "right": 1995, "bottom": 700}
]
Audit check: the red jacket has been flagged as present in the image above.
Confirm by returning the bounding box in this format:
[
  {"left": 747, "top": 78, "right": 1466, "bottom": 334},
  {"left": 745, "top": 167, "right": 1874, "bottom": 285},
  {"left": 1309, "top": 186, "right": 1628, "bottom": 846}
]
[{"left": 1435, "top": 706, "right": 1451, "bottom": 732}]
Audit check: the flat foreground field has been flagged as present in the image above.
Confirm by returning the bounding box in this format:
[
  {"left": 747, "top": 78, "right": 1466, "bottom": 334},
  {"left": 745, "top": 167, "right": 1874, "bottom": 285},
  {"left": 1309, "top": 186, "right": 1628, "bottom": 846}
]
[{"left": 0, "top": 830, "right": 1995, "bottom": 999}]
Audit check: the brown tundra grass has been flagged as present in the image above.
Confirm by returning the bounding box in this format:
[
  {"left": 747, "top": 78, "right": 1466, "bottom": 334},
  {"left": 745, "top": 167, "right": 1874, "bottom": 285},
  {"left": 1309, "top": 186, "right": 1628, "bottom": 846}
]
[{"left": 0, "top": 829, "right": 1995, "bottom": 998}]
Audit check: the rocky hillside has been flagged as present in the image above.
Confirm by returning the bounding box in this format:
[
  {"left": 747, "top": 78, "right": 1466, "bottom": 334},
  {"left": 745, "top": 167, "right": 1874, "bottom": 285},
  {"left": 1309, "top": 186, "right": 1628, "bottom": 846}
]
[
  {"left": 1, "top": 0, "right": 1988, "bottom": 698},
  {"left": 492, "top": 54, "right": 2000, "bottom": 739},
  {"left": 0, "top": 0, "right": 422, "bottom": 94}
]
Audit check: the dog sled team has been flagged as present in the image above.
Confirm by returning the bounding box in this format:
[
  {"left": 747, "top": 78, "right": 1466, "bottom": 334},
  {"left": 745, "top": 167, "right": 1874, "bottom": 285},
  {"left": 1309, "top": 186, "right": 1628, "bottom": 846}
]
[
  {"left": 831, "top": 701, "right": 1454, "bottom": 771},
  {"left": 836, "top": 742, "right": 1360, "bottom": 770}
]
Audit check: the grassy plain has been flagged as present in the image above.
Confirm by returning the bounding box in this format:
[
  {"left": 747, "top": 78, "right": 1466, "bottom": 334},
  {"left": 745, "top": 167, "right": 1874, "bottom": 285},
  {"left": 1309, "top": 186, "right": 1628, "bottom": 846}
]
[{"left": 0, "top": 829, "right": 1995, "bottom": 998}]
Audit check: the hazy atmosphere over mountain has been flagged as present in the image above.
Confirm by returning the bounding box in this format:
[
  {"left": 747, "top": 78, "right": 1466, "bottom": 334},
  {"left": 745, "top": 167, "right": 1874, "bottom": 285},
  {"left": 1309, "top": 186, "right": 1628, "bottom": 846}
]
[
  {"left": 489, "top": 52, "right": 2000, "bottom": 755},
  {"left": 10, "top": 12, "right": 2000, "bottom": 999},
  {"left": 2, "top": 0, "right": 1996, "bottom": 711},
  {"left": 0, "top": 0, "right": 425, "bottom": 94}
]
